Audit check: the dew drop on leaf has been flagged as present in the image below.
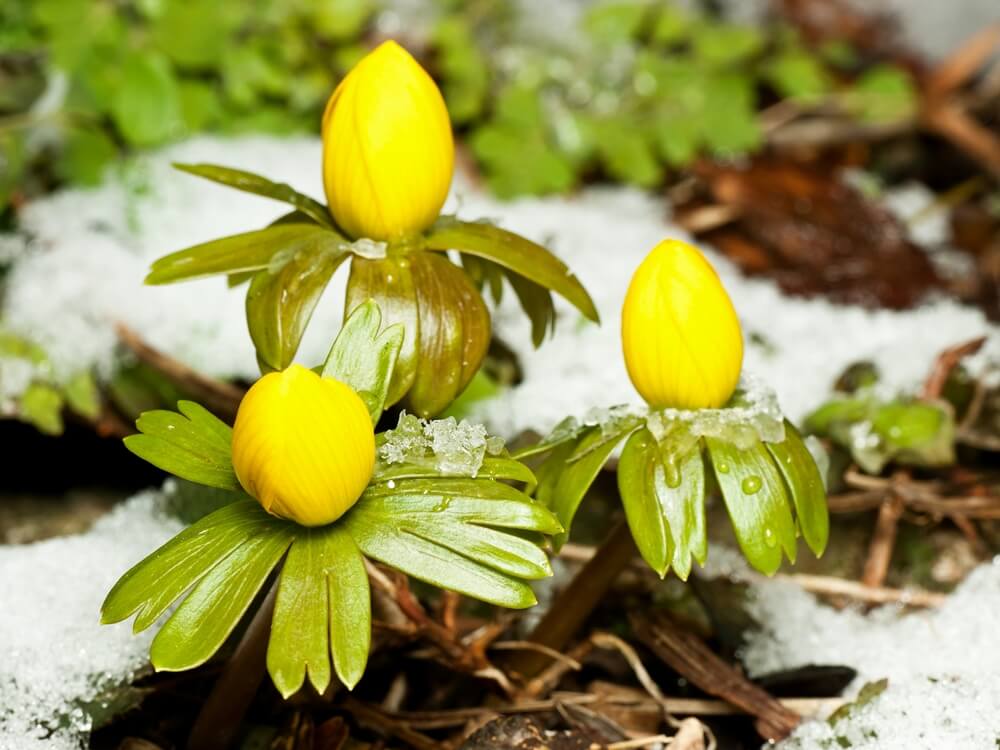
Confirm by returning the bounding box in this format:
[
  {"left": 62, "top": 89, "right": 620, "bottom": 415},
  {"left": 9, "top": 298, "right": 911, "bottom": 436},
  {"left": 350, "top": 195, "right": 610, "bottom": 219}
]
[
  {"left": 764, "top": 527, "right": 777, "bottom": 548},
  {"left": 741, "top": 475, "right": 762, "bottom": 495}
]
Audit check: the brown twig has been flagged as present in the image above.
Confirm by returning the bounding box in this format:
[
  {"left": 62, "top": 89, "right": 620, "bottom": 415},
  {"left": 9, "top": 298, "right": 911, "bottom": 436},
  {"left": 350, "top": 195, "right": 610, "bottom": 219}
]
[
  {"left": 861, "top": 483, "right": 906, "bottom": 588},
  {"left": 115, "top": 322, "right": 245, "bottom": 421},
  {"left": 630, "top": 612, "right": 801, "bottom": 742},
  {"left": 779, "top": 573, "right": 946, "bottom": 608},
  {"left": 342, "top": 697, "right": 441, "bottom": 750},
  {"left": 188, "top": 582, "right": 278, "bottom": 750},
  {"left": 920, "top": 336, "right": 987, "bottom": 400},
  {"left": 510, "top": 521, "right": 637, "bottom": 679}
]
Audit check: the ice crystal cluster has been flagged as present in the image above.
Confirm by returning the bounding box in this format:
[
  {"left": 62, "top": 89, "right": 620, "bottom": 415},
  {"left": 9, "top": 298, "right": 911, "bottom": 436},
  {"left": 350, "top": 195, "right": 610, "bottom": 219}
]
[
  {"left": 0, "top": 490, "right": 182, "bottom": 750},
  {"left": 379, "top": 413, "right": 505, "bottom": 476},
  {"left": 645, "top": 375, "right": 786, "bottom": 450}
]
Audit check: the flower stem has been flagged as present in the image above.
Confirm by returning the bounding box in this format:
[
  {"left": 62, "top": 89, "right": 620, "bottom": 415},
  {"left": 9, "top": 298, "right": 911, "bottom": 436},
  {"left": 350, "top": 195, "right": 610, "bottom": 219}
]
[
  {"left": 510, "top": 520, "right": 637, "bottom": 680},
  {"left": 188, "top": 582, "right": 277, "bottom": 750}
]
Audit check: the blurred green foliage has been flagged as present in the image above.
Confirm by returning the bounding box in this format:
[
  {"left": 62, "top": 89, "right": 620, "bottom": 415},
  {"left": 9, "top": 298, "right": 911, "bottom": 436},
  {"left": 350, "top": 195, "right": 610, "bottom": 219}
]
[
  {"left": 0, "top": 0, "right": 374, "bottom": 207},
  {"left": 437, "top": 1, "right": 918, "bottom": 197},
  {"left": 0, "top": 0, "right": 920, "bottom": 211}
]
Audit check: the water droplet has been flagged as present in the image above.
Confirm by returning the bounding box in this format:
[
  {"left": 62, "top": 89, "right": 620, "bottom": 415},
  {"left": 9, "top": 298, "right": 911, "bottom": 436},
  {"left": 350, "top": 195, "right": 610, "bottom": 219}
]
[
  {"left": 716, "top": 461, "right": 730, "bottom": 474},
  {"left": 763, "top": 527, "right": 777, "bottom": 548},
  {"left": 664, "top": 460, "right": 681, "bottom": 488},
  {"left": 386, "top": 479, "right": 396, "bottom": 489},
  {"left": 741, "top": 475, "right": 762, "bottom": 495}
]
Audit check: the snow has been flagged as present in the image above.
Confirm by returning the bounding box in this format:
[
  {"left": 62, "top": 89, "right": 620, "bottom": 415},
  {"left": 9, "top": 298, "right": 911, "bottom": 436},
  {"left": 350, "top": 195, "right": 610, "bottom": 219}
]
[
  {"left": 0, "top": 488, "right": 183, "bottom": 750},
  {"left": 379, "top": 413, "right": 505, "bottom": 476},
  {"left": 2, "top": 135, "right": 996, "bottom": 439},
  {"left": 645, "top": 375, "right": 786, "bottom": 450},
  {"left": 697, "top": 550, "right": 1000, "bottom": 749}
]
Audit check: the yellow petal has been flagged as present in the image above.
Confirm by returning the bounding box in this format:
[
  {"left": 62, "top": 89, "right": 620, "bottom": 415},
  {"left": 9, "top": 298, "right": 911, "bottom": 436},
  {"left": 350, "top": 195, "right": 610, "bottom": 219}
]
[
  {"left": 321, "top": 40, "right": 454, "bottom": 241},
  {"left": 231, "top": 365, "right": 375, "bottom": 526},
  {"left": 621, "top": 239, "right": 743, "bottom": 409}
]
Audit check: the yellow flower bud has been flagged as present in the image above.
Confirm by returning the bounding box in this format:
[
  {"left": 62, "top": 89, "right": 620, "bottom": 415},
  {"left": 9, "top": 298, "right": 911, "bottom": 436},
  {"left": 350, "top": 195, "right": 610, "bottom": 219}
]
[
  {"left": 231, "top": 365, "right": 375, "bottom": 527},
  {"left": 321, "top": 40, "right": 454, "bottom": 241},
  {"left": 621, "top": 239, "right": 744, "bottom": 410}
]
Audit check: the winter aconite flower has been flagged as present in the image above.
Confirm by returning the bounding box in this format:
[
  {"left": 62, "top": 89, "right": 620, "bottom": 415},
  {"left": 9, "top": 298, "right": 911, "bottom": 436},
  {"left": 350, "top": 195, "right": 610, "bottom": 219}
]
[
  {"left": 321, "top": 41, "right": 454, "bottom": 241},
  {"left": 621, "top": 239, "right": 743, "bottom": 410},
  {"left": 231, "top": 365, "right": 375, "bottom": 526}
]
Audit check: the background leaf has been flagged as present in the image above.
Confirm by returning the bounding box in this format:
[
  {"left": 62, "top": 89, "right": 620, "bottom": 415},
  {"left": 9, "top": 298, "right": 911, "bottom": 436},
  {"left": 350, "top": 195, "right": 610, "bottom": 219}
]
[{"left": 110, "top": 52, "right": 183, "bottom": 146}]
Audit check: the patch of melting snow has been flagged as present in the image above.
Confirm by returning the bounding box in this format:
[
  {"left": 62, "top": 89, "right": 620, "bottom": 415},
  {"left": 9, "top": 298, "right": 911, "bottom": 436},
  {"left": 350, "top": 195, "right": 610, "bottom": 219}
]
[
  {"left": 0, "top": 488, "right": 182, "bottom": 750},
  {"left": 700, "top": 549, "right": 1000, "bottom": 749},
  {"left": 1, "top": 135, "right": 996, "bottom": 436}
]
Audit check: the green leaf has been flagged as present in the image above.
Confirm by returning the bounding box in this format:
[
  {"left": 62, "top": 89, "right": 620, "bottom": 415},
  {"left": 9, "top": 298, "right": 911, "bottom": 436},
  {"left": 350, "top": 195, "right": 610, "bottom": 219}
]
[
  {"left": 110, "top": 53, "right": 183, "bottom": 146},
  {"left": 19, "top": 382, "right": 64, "bottom": 435},
  {"left": 147, "top": 224, "right": 343, "bottom": 285},
  {"left": 58, "top": 127, "right": 117, "bottom": 185},
  {"left": 847, "top": 65, "right": 917, "bottom": 123},
  {"left": 124, "top": 401, "right": 239, "bottom": 490},
  {"left": 405, "top": 252, "right": 491, "bottom": 417},
  {"left": 765, "top": 50, "right": 831, "bottom": 102},
  {"left": 345, "top": 256, "right": 418, "bottom": 407},
  {"left": 344, "top": 478, "right": 560, "bottom": 607},
  {"left": 246, "top": 240, "right": 350, "bottom": 371},
  {"left": 321, "top": 300, "right": 404, "bottom": 424},
  {"left": 372, "top": 456, "right": 537, "bottom": 492},
  {"left": 706, "top": 438, "right": 797, "bottom": 576},
  {"left": 766, "top": 421, "right": 829, "bottom": 558},
  {"left": 618, "top": 428, "right": 671, "bottom": 576},
  {"left": 582, "top": 1, "right": 648, "bottom": 44},
  {"left": 691, "top": 22, "right": 764, "bottom": 66},
  {"left": 505, "top": 267, "right": 556, "bottom": 347},
  {"left": 325, "top": 528, "right": 370, "bottom": 689},
  {"left": 151, "top": 524, "right": 294, "bottom": 671},
  {"left": 101, "top": 501, "right": 273, "bottom": 630},
  {"left": 654, "top": 438, "right": 707, "bottom": 581},
  {"left": 173, "top": 163, "right": 334, "bottom": 228},
  {"left": 425, "top": 220, "right": 598, "bottom": 324},
  {"left": 267, "top": 525, "right": 370, "bottom": 696},
  {"left": 545, "top": 424, "right": 632, "bottom": 550},
  {"left": 63, "top": 370, "right": 101, "bottom": 419}
]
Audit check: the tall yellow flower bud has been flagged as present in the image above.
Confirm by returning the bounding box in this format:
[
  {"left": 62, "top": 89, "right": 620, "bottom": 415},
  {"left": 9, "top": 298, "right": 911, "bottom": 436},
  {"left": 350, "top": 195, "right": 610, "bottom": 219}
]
[
  {"left": 231, "top": 365, "right": 375, "bottom": 527},
  {"left": 621, "top": 239, "right": 743, "bottom": 410},
  {"left": 321, "top": 40, "right": 454, "bottom": 241}
]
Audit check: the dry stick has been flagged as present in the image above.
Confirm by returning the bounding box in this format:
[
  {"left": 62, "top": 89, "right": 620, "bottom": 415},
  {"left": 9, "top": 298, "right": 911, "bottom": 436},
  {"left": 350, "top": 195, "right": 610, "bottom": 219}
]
[
  {"left": 188, "top": 583, "right": 278, "bottom": 750},
  {"left": 781, "top": 573, "right": 946, "bottom": 608},
  {"left": 630, "top": 612, "right": 801, "bottom": 742},
  {"left": 861, "top": 486, "right": 905, "bottom": 588},
  {"left": 509, "top": 520, "right": 638, "bottom": 679},
  {"left": 342, "top": 697, "right": 441, "bottom": 750},
  {"left": 116, "top": 322, "right": 245, "bottom": 421}
]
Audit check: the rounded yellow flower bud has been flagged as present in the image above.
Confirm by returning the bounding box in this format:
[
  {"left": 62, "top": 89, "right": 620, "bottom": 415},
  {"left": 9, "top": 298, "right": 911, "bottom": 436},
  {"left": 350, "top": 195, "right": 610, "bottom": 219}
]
[
  {"left": 321, "top": 40, "right": 454, "bottom": 241},
  {"left": 621, "top": 239, "right": 744, "bottom": 410},
  {"left": 231, "top": 365, "right": 375, "bottom": 527}
]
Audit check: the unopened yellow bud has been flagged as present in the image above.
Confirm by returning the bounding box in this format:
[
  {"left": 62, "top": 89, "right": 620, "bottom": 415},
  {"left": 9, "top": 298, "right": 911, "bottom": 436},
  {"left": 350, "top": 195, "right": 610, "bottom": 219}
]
[
  {"left": 321, "top": 40, "right": 454, "bottom": 241},
  {"left": 231, "top": 365, "right": 375, "bottom": 527},
  {"left": 621, "top": 239, "right": 743, "bottom": 410}
]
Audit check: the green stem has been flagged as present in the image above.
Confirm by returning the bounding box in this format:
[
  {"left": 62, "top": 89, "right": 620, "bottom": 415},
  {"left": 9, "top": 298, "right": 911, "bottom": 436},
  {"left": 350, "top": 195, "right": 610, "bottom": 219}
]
[
  {"left": 187, "top": 582, "right": 277, "bottom": 750},
  {"left": 509, "top": 520, "right": 637, "bottom": 679}
]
